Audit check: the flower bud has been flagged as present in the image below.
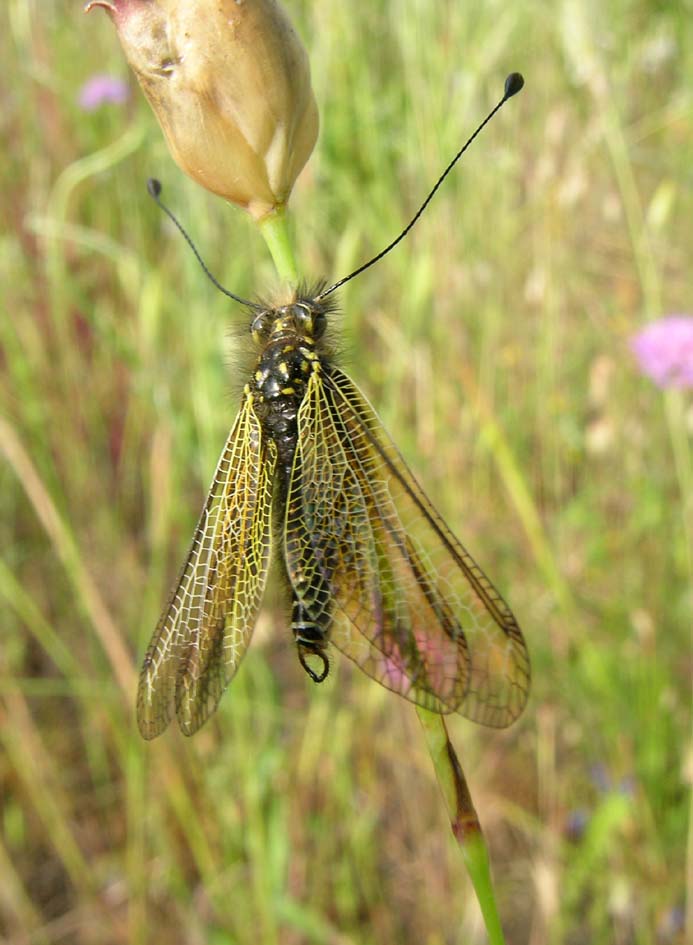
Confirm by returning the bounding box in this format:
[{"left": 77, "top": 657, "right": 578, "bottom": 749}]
[{"left": 85, "top": 0, "right": 319, "bottom": 219}]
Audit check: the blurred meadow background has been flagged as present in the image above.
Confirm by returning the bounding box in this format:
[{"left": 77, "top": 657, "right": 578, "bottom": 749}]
[{"left": 2, "top": 0, "right": 693, "bottom": 943}]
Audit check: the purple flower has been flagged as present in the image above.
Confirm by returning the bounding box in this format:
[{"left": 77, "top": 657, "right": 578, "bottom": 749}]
[
  {"left": 589, "top": 762, "right": 611, "bottom": 792},
  {"left": 78, "top": 74, "right": 129, "bottom": 111},
  {"left": 565, "top": 808, "right": 589, "bottom": 840},
  {"left": 658, "top": 904, "right": 685, "bottom": 942},
  {"left": 630, "top": 315, "right": 693, "bottom": 389}
]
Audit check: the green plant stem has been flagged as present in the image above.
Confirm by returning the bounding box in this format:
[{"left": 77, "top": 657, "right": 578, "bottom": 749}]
[
  {"left": 416, "top": 707, "right": 506, "bottom": 945},
  {"left": 258, "top": 205, "right": 299, "bottom": 287}
]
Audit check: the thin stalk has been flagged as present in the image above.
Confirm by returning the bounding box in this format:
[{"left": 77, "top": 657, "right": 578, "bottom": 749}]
[
  {"left": 417, "top": 707, "right": 507, "bottom": 945},
  {"left": 258, "top": 206, "right": 300, "bottom": 288}
]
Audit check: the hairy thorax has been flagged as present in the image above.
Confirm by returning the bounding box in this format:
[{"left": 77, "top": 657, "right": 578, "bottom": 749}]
[{"left": 248, "top": 297, "right": 330, "bottom": 483}]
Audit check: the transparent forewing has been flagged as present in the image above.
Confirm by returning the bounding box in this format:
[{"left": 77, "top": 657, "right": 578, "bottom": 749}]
[
  {"left": 137, "top": 392, "right": 276, "bottom": 739},
  {"left": 286, "top": 367, "right": 530, "bottom": 727}
]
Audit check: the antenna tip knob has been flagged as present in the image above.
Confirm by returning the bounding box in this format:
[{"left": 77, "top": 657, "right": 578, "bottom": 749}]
[
  {"left": 147, "top": 178, "right": 162, "bottom": 199},
  {"left": 504, "top": 72, "right": 524, "bottom": 99}
]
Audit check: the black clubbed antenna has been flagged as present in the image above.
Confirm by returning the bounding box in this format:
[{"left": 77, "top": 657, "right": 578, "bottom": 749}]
[
  {"left": 316, "top": 72, "right": 525, "bottom": 301},
  {"left": 147, "top": 179, "right": 260, "bottom": 309}
]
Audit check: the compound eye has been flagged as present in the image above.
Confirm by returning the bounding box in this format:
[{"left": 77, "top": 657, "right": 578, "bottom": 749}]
[
  {"left": 251, "top": 311, "right": 271, "bottom": 343},
  {"left": 293, "top": 304, "right": 312, "bottom": 332},
  {"left": 312, "top": 311, "right": 327, "bottom": 338}
]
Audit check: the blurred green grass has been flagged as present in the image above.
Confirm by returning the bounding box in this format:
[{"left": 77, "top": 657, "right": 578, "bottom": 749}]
[{"left": 2, "top": 0, "right": 692, "bottom": 943}]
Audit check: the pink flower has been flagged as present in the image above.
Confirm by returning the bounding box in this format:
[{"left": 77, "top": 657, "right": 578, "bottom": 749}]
[
  {"left": 630, "top": 316, "right": 693, "bottom": 389},
  {"left": 78, "top": 74, "right": 129, "bottom": 110}
]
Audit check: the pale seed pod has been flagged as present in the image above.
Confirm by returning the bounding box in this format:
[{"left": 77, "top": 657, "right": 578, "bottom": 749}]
[{"left": 85, "top": 0, "right": 319, "bottom": 219}]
